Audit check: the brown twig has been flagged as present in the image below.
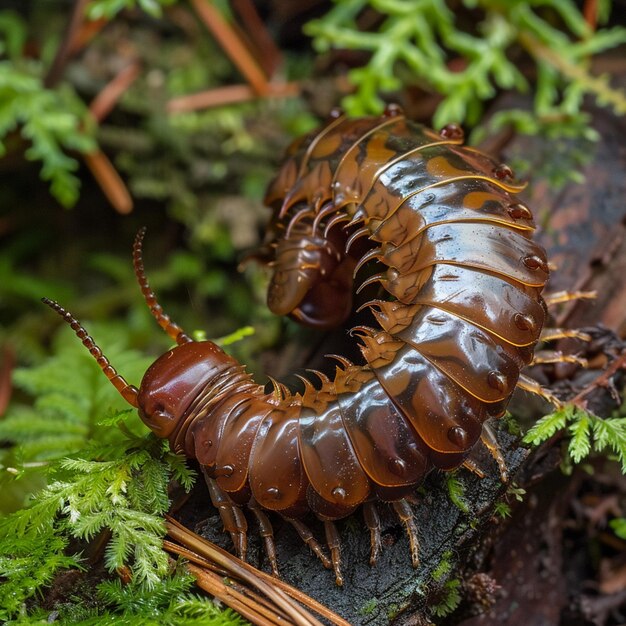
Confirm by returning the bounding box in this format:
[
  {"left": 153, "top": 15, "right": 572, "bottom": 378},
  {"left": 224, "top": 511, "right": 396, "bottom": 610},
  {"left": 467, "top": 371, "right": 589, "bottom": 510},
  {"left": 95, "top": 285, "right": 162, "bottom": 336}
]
[
  {"left": 189, "top": 0, "right": 270, "bottom": 95},
  {"left": 188, "top": 563, "right": 287, "bottom": 626},
  {"left": 68, "top": 17, "right": 108, "bottom": 55},
  {"left": 44, "top": 0, "right": 89, "bottom": 87},
  {"left": 583, "top": 0, "right": 599, "bottom": 30},
  {"left": 163, "top": 539, "right": 232, "bottom": 577},
  {"left": 571, "top": 349, "right": 626, "bottom": 409},
  {"left": 0, "top": 344, "right": 15, "bottom": 417},
  {"left": 89, "top": 62, "right": 142, "bottom": 123},
  {"left": 167, "top": 81, "right": 300, "bottom": 113},
  {"left": 231, "top": 0, "right": 283, "bottom": 77},
  {"left": 83, "top": 62, "right": 141, "bottom": 213},
  {"left": 166, "top": 541, "right": 293, "bottom": 624},
  {"left": 42, "top": 0, "right": 134, "bottom": 213},
  {"left": 83, "top": 150, "right": 133, "bottom": 214},
  {"left": 165, "top": 517, "right": 323, "bottom": 626},
  {"left": 165, "top": 515, "right": 349, "bottom": 626},
  {"left": 166, "top": 534, "right": 348, "bottom": 626}
]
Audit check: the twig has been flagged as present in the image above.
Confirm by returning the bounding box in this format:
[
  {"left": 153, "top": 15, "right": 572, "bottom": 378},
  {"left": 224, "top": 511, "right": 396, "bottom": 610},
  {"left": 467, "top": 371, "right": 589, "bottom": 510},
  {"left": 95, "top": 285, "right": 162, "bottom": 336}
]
[
  {"left": 164, "top": 539, "right": 236, "bottom": 578},
  {"left": 83, "top": 150, "right": 133, "bottom": 214},
  {"left": 571, "top": 349, "right": 626, "bottom": 409},
  {"left": 167, "top": 81, "right": 300, "bottom": 113},
  {"left": 44, "top": 0, "right": 89, "bottom": 87},
  {"left": 165, "top": 516, "right": 325, "bottom": 626},
  {"left": 68, "top": 17, "right": 108, "bottom": 55},
  {"left": 166, "top": 539, "right": 341, "bottom": 624},
  {"left": 83, "top": 62, "right": 140, "bottom": 213},
  {"left": 189, "top": 0, "right": 269, "bottom": 95},
  {"left": 0, "top": 344, "right": 15, "bottom": 416},
  {"left": 583, "top": 0, "right": 599, "bottom": 31},
  {"left": 89, "top": 62, "right": 142, "bottom": 123},
  {"left": 165, "top": 541, "right": 293, "bottom": 624},
  {"left": 165, "top": 515, "right": 349, "bottom": 626},
  {"left": 231, "top": 0, "right": 283, "bottom": 77},
  {"left": 189, "top": 564, "right": 290, "bottom": 626}
]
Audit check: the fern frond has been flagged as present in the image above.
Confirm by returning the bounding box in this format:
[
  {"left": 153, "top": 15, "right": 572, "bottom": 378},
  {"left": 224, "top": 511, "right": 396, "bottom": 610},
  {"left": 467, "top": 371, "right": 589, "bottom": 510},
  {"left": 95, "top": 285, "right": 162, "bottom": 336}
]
[
  {"left": 591, "top": 417, "right": 626, "bottom": 473},
  {"left": 0, "top": 61, "right": 96, "bottom": 207},
  {"left": 523, "top": 405, "right": 571, "bottom": 445},
  {"left": 524, "top": 403, "right": 626, "bottom": 473}
]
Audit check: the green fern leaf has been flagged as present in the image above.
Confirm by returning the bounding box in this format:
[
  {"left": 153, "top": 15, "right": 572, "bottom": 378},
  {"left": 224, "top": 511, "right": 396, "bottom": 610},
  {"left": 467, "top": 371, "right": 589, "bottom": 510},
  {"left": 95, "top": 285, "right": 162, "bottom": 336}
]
[
  {"left": 568, "top": 410, "right": 592, "bottom": 463},
  {"left": 523, "top": 405, "right": 571, "bottom": 445},
  {"left": 591, "top": 417, "right": 626, "bottom": 473}
]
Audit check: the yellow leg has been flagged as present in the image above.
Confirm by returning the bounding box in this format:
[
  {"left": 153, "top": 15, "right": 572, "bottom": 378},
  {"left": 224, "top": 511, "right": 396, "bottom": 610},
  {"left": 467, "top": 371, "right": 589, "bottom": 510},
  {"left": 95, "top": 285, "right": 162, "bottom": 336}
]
[
  {"left": 543, "top": 290, "right": 596, "bottom": 307},
  {"left": 516, "top": 373, "right": 562, "bottom": 408},
  {"left": 480, "top": 423, "right": 509, "bottom": 483},
  {"left": 530, "top": 350, "right": 588, "bottom": 368},
  {"left": 540, "top": 328, "right": 592, "bottom": 343}
]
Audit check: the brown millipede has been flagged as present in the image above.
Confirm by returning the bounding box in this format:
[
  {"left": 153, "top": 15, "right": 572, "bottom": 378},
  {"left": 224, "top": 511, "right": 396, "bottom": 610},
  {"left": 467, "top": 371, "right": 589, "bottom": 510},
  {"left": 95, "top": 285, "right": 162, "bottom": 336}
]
[{"left": 44, "top": 104, "right": 548, "bottom": 586}]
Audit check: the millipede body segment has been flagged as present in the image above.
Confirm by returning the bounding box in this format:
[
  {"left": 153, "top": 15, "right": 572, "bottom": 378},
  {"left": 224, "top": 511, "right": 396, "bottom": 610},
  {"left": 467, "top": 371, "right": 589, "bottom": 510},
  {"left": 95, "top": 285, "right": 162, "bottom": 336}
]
[{"left": 44, "top": 104, "right": 548, "bottom": 586}]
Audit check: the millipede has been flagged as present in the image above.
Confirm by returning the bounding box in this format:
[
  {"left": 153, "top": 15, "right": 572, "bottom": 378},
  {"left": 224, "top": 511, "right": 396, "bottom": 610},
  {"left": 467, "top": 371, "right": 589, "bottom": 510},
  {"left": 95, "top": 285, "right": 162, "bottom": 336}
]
[{"left": 44, "top": 103, "right": 552, "bottom": 586}]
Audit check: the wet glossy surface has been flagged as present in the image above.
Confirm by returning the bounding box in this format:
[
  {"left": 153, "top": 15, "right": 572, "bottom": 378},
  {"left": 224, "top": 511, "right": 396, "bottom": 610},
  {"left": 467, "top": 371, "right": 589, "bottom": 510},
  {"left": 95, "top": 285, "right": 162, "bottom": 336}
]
[
  {"left": 142, "top": 112, "right": 549, "bottom": 535},
  {"left": 337, "top": 377, "right": 430, "bottom": 488},
  {"left": 298, "top": 404, "right": 370, "bottom": 507}
]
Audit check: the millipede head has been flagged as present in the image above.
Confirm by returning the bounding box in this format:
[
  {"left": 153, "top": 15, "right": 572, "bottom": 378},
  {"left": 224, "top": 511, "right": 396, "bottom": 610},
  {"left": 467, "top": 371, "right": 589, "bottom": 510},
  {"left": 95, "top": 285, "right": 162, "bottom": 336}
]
[{"left": 42, "top": 230, "right": 243, "bottom": 441}]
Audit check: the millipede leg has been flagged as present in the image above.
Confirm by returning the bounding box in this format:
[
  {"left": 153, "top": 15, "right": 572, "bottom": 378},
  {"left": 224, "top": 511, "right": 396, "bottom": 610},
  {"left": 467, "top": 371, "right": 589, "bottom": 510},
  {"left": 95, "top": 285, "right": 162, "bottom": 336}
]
[
  {"left": 480, "top": 422, "right": 508, "bottom": 483},
  {"left": 392, "top": 499, "right": 420, "bottom": 568},
  {"left": 203, "top": 472, "right": 248, "bottom": 561},
  {"left": 324, "top": 520, "right": 343, "bottom": 586},
  {"left": 462, "top": 457, "right": 486, "bottom": 479},
  {"left": 516, "top": 373, "right": 562, "bottom": 409},
  {"left": 363, "top": 502, "right": 382, "bottom": 566},
  {"left": 540, "top": 327, "right": 592, "bottom": 343},
  {"left": 543, "top": 290, "right": 596, "bottom": 307},
  {"left": 248, "top": 500, "right": 279, "bottom": 577},
  {"left": 285, "top": 518, "right": 332, "bottom": 570},
  {"left": 530, "top": 350, "right": 588, "bottom": 368}
]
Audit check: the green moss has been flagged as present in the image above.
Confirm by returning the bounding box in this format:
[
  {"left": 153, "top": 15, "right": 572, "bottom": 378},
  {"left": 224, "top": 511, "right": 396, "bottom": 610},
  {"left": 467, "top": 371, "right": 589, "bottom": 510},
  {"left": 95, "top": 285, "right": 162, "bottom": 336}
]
[
  {"left": 445, "top": 473, "right": 470, "bottom": 514},
  {"left": 494, "top": 501, "right": 512, "bottom": 519},
  {"left": 0, "top": 323, "right": 243, "bottom": 624},
  {"left": 431, "top": 550, "right": 453, "bottom": 582},
  {"left": 431, "top": 578, "right": 462, "bottom": 618},
  {"left": 359, "top": 598, "right": 378, "bottom": 615}
]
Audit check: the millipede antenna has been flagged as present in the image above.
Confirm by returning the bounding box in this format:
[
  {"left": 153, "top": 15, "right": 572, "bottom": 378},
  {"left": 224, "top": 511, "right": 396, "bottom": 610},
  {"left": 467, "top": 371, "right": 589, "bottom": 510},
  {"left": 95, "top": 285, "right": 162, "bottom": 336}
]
[
  {"left": 41, "top": 298, "right": 139, "bottom": 407},
  {"left": 133, "top": 227, "right": 192, "bottom": 345}
]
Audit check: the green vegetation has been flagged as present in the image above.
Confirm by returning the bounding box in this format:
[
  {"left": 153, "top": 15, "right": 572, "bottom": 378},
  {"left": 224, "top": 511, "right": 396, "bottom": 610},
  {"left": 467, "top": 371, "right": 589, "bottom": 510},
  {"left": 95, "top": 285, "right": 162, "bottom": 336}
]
[
  {"left": 430, "top": 578, "right": 462, "bottom": 618},
  {"left": 0, "top": 423, "right": 199, "bottom": 621},
  {"left": 610, "top": 517, "right": 626, "bottom": 540},
  {"left": 493, "top": 501, "right": 511, "bottom": 518},
  {"left": 431, "top": 550, "right": 453, "bottom": 582},
  {"left": 0, "top": 11, "right": 96, "bottom": 206},
  {"left": 523, "top": 403, "right": 626, "bottom": 471},
  {"left": 306, "top": 0, "right": 626, "bottom": 133},
  {"left": 445, "top": 473, "right": 470, "bottom": 514},
  {"left": 2, "top": 2, "right": 626, "bottom": 623},
  {"left": 0, "top": 318, "right": 254, "bottom": 623},
  {"left": 359, "top": 597, "right": 378, "bottom": 615},
  {"left": 87, "top": 0, "right": 177, "bottom": 20}
]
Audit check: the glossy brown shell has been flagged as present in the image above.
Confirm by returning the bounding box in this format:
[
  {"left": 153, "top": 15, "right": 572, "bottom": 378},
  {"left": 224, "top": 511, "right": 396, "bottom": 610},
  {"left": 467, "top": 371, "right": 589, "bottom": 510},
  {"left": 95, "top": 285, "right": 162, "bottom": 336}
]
[
  {"left": 168, "top": 107, "right": 548, "bottom": 521},
  {"left": 44, "top": 107, "right": 550, "bottom": 583}
]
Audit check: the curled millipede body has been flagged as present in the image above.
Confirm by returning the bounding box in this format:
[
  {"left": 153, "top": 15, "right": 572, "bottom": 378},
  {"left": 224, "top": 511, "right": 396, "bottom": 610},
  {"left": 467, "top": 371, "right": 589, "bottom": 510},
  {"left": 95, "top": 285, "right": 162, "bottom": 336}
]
[{"left": 44, "top": 104, "right": 548, "bottom": 586}]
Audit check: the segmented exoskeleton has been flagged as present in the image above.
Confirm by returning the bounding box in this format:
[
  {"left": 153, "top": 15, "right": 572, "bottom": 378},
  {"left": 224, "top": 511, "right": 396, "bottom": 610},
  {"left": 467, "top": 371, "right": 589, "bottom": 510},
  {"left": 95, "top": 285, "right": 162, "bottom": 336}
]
[{"left": 44, "top": 104, "right": 549, "bottom": 586}]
